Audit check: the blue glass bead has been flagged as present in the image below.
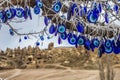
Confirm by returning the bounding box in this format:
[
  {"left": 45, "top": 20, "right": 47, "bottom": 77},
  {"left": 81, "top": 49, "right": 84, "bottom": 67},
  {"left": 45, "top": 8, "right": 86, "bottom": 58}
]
[
  {"left": 71, "top": 3, "right": 78, "bottom": 15},
  {"left": 87, "top": 10, "right": 99, "bottom": 23},
  {"left": 112, "top": 41, "right": 120, "bottom": 54},
  {"left": 116, "top": 39, "right": 120, "bottom": 47},
  {"left": 24, "top": 36, "right": 28, "bottom": 40},
  {"left": 76, "top": 22, "right": 84, "bottom": 33},
  {"left": 84, "top": 39, "right": 91, "bottom": 50},
  {"left": 16, "top": 8, "right": 24, "bottom": 18},
  {"left": 83, "top": 6, "right": 87, "bottom": 14},
  {"left": 11, "top": 8, "right": 16, "bottom": 18},
  {"left": 44, "top": 16, "right": 49, "bottom": 26},
  {"left": 47, "top": 36, "right": 50, "bottom": 39},
  {"left": 49, "top": 24, "right": 56, "bottom": 34},
  {"left": 97, "top": 3, "right": 102, "bottom": 13},
  {"left": 33, "top": 6, "right": 40, "bottom": 15},
  {"left": 60, "top": 32, "right": 67, "bottom": 40},
  {"left": 24, "top": 7, "right": 29, "bottom": 19},
  {"left": 2, "top": 16, "right": 7, "bottom": 23},
  {"left": 0, "top": 11, "right": 4, "bottom": 19},
  {"left": 58, "top": 36, "right": 61, "bottom": 44},
  {"left": 36, "top": 42, "right": 40, "bottom": 46},
  {"left": 40, "top": 36, "right": 44, "bottom": 41},
  {"left": 9, "top": 29, "right": 14, "bottom": 36},
  {"left": 77, "top": 36, "right": 85, "bottom": 45},
  {"left": 53, "top": 1, "right": 62, "bottom": 13},
  {"left": 68, "top": 34, "right": 77, "bottom": 45},
  {"left": 113, "top": 4, "right": 119, "bottom": 12},
  {"left": 104, "top": 39, "right": 112, "bottom": 48},
  {"left": 36, "top": 1, "right": 43, "bottom": 8},
  {"left": 105, "top": 13, "right": 109, "bottom": 23},
  {"left": 28, "top": 8, "right": 32, "bottom": 20},
  {"left": 58, "top": 24, "right": 66, "bottom": 33},
  {"left": 92, "top": 38, "right": 100, "bottom": 48},
  {"left": 19, "top": 38, "right": 22, "bottom": 43},
  {"left": 5, "top": 9, "right": 13, "bottom": 19},
  {"left": 67, "top": 7, "right": 72, "bottom": 20},
  {"left": 90, "top": 44, "right": 94, "bottom": 52}
]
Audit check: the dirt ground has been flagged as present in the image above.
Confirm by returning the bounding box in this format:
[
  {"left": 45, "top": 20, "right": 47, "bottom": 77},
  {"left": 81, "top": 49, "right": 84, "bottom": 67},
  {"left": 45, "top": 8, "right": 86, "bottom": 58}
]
[{"left": 0, "top": 68, "right": 120, "bottom": 80}]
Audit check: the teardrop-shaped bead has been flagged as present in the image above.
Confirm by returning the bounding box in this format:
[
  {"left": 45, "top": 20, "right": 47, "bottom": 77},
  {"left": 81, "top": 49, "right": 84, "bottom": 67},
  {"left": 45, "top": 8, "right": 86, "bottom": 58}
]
[
  {"left": 44, "top": 16, "right": 49, "bottom": 26},
  {"left": 53, "top": 1, "right": 62, "bottom": 13},
  {"left": 76, "top": 22, "right": 84, "bottom": 33},
  {"left": 49, "top": 24, "right": 56, "bottom": 34}
]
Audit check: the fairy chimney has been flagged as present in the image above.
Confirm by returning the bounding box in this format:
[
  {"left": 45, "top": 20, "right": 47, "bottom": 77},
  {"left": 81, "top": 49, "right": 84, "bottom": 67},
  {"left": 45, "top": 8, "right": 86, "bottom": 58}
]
[{"left": 48, "top": 43, "right": 54, "bottom": 50}]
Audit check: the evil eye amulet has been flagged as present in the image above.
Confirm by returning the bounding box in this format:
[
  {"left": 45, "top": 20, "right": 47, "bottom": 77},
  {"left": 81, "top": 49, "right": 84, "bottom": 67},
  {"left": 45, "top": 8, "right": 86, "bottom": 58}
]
[
  {"left": 49, "top": 24, "right": 56, "bottom": 34},
  {"left": 84, "top": 39, "right": 91, "bottom": 50},
  {"left": 87, "top": 10, "right": 99, "bottom": 23},
  {"left": 16, "top": 8, "right": 24, "bottom": 18},
  {"left": 36, "top": 1, "right": 43, "bottom": 8},
  {"left": 60, "top": 32, "right": 67, "bottom": 40},
  {"left": 68, "top": 34, "right": 77, "bottom": 45},
  {"left": 112, "top": 40, "right": 120, "bottom": 54},
  {"left": 77, "top": 36, "right": 85, "bottom": 45},
  {"left": 104, "top": 40, "right": 112, "bottom": 48},
  {"left": 53, "top": 1, "right": 62, "bottom": 13},
  {"left": 76, "top": 22, "right": 84, "bottom": 33},
  {"left": 58, "top": 24, "right": 66, "bottom": 33},
  {"left": 91, "top": 38, "right": 100, "bottom": 48},
  {"left": 0, "top": 11, "right": 4, "bottom": 19},
  {"left": 34, "top": 6, "right": 40, "bottom": 15},
  {"left": 5, "top": 9, "right": 13, "bottom": 19}
]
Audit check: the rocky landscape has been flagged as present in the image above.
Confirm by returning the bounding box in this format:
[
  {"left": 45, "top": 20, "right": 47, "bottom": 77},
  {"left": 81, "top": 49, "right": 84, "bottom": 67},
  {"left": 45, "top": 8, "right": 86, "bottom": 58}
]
[{"left": 0, "top": 43, "right": 120, "bottom": 80}]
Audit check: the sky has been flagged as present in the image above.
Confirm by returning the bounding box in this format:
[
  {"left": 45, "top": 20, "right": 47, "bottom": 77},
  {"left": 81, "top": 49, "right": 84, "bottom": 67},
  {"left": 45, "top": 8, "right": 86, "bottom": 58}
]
[{"left": 0, "top": 8, "right": 73, "bottom": 51}]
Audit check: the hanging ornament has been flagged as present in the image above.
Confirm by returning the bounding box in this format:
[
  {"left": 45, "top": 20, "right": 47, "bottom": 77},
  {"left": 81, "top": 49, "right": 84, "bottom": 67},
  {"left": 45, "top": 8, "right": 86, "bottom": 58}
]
[
  {"left": 67, "top": 6, "right": 72, "bottom": 20},
  {"left": 60, "top": 32, "right": 67, "bottom": 40},
  {"left": 24, "top": 36, "right": 28, "bottom": 40},
  {"left": 52, "top": 1, "right": 62, "bottom": 13},
  {"left": 58, "top": 24, "right": 66, "bottom": 33},
  {"left": 58, "top": 36, "right": 62, "bottom": 44},
  {"left": 76, "top": 22, "right": 84, "bottom": 33},
  {"left": 112, "top": 40, "right": 120, "bottom": 54},
  {"left": 19, "top": 38, "right": 22, "bottom": 43},
  {"left": 71, "top": 3, "right": 78, "bottom": 15},
  {"left": 0, "top": 11, "right": 4, "bottom": 19},
  {"left": 36, "top": 0, "right": 43, "bottom": 8},
  {"left": 105, "top": 12, "right": 109, "bottom": 23},
  {"left": 44, "top": 16, "right": 49, "bottom": 26},
  {"left": 91, "top": 38, "right": 100, "bottom": 48},
  {"left": 87, "top": 10, "right": 99, "bottom": 23},
  {"left": 49, "top": 24, "right": 56, "bottom": 34},
  {"left": 40, "top": 36, "right": 44, "bottom": 41},
  {"left": 33, "top": 6, "right": 40, "bottom": 15},
  {"left": 5, "top": 8, "right": 15, "bottom": 19},
  {"left": 104, "top": 39, "right": 112, "bottom": 48},
  {"left": 84, "top": 39, "right": 91, "bottom": 50},
  {"left": 9, "top": 29, "right": 14, "bottom": 36},
  {"left": 36, "top": 41, "right": 40, "bottom": 46},
  {"left": 16, "top": 8, "right": 24, "bottom": 18},
  {"left": 97, "top": 3, "right": 102, "bottom": 13},
  {"left": 77, "top": 35, "right": 85, "bottom": 45},
  {"left": 68, "top": 34, "right": 77, "bottom": 45},
  {"left": 113, "top": 4, "right": 119, "bottom": 14}
]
